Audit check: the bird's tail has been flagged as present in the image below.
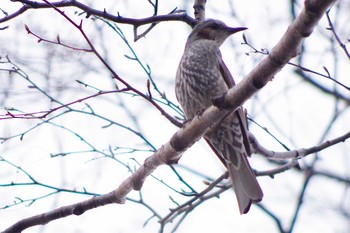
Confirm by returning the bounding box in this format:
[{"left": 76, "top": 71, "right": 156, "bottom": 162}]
[
  {"left": 205, "top": 112, "right": 263, "bottom": 214},
  {"left": 226, "top": 154, "right": 263, "bottom": 214}
]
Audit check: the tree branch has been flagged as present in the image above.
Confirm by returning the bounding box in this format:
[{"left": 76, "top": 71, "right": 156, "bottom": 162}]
[
  {"left": 249, "top": 130, "right": 350, "bottom": 160},
  {"left": 326, "top": 9, "right": 350, "bottom": 60},
  {"left": 1, "top": 0, "right": 196, "bottom": 29}
]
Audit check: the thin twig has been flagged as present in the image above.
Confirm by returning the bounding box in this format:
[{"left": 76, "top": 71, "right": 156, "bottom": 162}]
[{"left": 326, "top": 9, "right": 350, "bottom": 60}]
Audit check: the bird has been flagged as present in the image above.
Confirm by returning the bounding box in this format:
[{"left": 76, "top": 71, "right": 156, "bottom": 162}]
[{"left": 175, "top": 19, "right": 263, "bottom": 214}]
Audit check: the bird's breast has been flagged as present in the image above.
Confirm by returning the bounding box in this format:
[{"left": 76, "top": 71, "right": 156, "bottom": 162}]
[{"left": 175, "top": 40, "right": 228, "bottom": 119}]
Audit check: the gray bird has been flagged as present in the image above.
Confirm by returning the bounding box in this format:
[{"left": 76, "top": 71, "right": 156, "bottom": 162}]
[{"left": 175, "top": 19, "right": 263, "bottom": 214}]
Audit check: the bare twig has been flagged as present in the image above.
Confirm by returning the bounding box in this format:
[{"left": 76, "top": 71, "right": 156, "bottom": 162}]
[
  {"left": 159, "top": 173, "right": 228, "bottom": 232},
  {"left": 3, "top": 150, "right": 168, "bottom": 233},
  {"left": 326, "top": 9, "right": 350, "bottom": 60},
  {"left": 24, "top": 24, "right": 93, "bottom": 52},
  {"left": 294, "top": 69, "right": 350, "bottom": 103},
  {"left": 242, "top": 34, "right": 350, "bottom": 95},
  {"left": 249, "top": 131, "right": 350, "bottom": 160},
  {"left": 288, "top": 168, "right": 313, "bottom": 232},
  {"left": 256, "top": 203, "right": 287, "bottom": 233},
  {"left": 255, "top": 160, "right": 299, "bottom": 178},
  {"left": 32, "top": 0, "right": 183, "bottom": 128}
]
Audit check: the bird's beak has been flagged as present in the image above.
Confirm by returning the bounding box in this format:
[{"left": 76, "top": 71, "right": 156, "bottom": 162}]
[{"left": 226, "top": 27, "right": 248, "bottom": 34}]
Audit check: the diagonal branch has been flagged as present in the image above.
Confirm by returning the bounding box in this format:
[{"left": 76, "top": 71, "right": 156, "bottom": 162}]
[
  {"left": 214, "top": 0, "right": 337, "bottom": 110},
  {"left": 325, "top": 9, "right": 350, "bottom": 60}
]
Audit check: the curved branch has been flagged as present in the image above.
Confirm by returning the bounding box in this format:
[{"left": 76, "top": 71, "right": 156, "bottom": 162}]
[
  {"left": 249, "top": 130, "right": 350, "bottom": 160},
  {"left": 1, "top": 0, "right": 196, "bottom": 26},
  {"left": 159, "top": 173, "right": 228, "bottom": 232}
]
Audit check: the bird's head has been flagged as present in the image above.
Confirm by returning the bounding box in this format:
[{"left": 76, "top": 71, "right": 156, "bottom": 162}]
[{"left": 187, "top": 19, "right": 247, "bottom": 46}]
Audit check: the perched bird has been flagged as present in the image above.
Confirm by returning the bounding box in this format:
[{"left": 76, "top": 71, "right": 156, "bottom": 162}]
[{"left": 175, "top": 19, "right": 263, "bottom": 214}]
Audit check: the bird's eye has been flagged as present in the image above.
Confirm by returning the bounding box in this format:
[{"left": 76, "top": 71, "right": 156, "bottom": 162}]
[{"left": 211, "top": 23, "right": 219, "bottom": 30}]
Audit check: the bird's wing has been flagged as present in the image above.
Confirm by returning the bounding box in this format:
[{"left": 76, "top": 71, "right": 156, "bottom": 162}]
[
  {"left": 218, "top": 55, "right": 236, "bottom": 88},
  {"left": 217, "top": 53, "right": 251, "bottom": 156}
]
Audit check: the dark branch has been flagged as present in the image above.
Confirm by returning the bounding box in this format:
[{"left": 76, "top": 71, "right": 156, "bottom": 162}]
[{"left": 1, "top": 0, "right": 196, "bottom": 26}]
